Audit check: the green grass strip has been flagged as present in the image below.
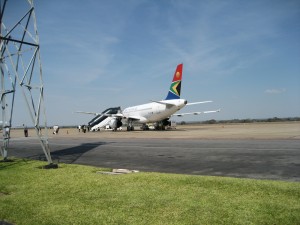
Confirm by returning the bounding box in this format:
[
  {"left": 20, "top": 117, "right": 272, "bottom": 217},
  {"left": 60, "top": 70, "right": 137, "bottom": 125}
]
[{"left": 0, "top": 158, "right": 299, "bottom": 225}]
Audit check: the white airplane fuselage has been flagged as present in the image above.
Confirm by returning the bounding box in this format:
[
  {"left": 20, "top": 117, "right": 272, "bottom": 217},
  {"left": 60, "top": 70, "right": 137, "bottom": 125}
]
[{"left": 122, "top": 99, "right": 187, "bottom": 123}]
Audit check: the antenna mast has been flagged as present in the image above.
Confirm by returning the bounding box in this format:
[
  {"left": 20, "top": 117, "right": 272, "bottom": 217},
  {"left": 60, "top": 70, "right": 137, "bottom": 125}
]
[{"left": 0, "top": 0, "right": 54, "bottom": 166}]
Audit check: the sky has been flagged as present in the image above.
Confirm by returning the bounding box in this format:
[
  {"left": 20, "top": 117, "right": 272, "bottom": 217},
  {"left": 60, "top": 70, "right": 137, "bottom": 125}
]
[{"left": 3, "top": 0, "right": 300, "bottom": 126}]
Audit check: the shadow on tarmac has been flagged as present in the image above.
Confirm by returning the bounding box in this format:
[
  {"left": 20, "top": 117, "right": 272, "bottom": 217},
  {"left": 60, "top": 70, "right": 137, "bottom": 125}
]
[{"left": 28, "top": 142, "right": 108, "bottom": 164}]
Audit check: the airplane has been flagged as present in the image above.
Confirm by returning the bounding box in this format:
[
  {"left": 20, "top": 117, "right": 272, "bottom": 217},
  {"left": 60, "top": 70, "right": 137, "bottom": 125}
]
[{"left": 77, "top": 64, "right": 220, "bottom": 131}]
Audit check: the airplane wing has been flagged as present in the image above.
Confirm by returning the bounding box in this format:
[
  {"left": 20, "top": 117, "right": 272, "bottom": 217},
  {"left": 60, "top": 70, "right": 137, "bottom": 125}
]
[
  {"left": 126, "top": 116, "right": 142, "bottom": 121},
  {"left": 75, "top": 111, "right": 124, "bottom": 118},
  {"left": 75, "top": 111, "right": 100, "bottom": 116},
  {"left": 173, "top": 109, "right": 221, "bottom": 117},
  {"left": 103, "top": 113, "right": 124, "bottom": 117}
]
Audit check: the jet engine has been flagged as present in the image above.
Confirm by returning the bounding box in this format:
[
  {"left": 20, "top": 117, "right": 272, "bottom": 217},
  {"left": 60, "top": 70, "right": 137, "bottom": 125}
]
[
  {"left": 162, "top": 118, "right": 171, "bottom": 126},
  {"left": 108, "top": 118, "right": 123, "bottom": 131},
  {"left": 154, "top": 118, "right": 171, "bottom": 130}
]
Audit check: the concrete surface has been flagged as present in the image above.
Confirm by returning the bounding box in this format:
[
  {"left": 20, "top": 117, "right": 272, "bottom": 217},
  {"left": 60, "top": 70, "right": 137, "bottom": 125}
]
[{"left": 5, "top": 122, "right": 300, "bottom": 181}]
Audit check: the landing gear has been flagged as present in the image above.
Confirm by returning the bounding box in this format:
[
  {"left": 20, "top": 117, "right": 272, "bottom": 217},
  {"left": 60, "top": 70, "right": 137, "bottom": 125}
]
[
  {"left": 154, "top": 119, "right": 170, "bottom": 130},
  {"left": 127, "top": 119, "right": 134, "bottom": 131},
  {"left": 154, "top": 122, "right": 165, "bottom": 130},
  {"left": 127, "top": 126, "right": 134, "bottom": 131},
  {"left": 141, "top": 124, "right": 149, "bottom": 131}
]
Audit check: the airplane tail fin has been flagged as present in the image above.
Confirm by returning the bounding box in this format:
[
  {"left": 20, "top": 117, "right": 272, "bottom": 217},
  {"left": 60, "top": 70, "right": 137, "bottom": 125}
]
[{"left": 165, "top": 63, "right": 183, "bottom": 100}]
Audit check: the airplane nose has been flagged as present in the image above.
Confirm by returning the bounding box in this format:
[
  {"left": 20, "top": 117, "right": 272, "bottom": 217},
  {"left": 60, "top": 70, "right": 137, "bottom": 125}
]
[{"left": 184, "top": 100, "right": 187, "bottom": 105}]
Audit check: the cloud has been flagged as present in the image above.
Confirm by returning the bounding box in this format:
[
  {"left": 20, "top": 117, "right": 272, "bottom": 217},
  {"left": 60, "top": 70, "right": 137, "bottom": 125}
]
[{"left": 265, "top": 88, "right": 286, "bottom": 94}]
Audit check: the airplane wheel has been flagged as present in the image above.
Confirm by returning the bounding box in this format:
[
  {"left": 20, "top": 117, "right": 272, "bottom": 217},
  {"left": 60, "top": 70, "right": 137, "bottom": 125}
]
[{"left": 131, "top": 126, "right": 134, "bottom": 131}]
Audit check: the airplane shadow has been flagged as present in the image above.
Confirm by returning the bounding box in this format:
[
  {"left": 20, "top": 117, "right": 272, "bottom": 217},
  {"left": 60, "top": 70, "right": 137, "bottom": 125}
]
[{"left": 28, "top": 142, "right": 108, "bottom": 164}]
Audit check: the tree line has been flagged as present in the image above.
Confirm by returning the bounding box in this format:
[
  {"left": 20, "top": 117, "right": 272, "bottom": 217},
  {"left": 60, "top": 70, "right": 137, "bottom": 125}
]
[{"left": 180, "top": 117, "right": 300, "bottom": 125}]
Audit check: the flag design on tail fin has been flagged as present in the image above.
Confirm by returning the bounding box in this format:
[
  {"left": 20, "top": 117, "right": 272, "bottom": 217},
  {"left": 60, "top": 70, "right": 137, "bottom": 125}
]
[{"left": 165, "top": 64, "right": 183, "bottom": 100}]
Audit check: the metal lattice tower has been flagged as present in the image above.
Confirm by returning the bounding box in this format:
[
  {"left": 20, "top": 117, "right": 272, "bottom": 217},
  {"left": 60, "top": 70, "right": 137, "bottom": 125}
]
[{"left": 0, "top": 0, "right": 53, "bottom": 164}]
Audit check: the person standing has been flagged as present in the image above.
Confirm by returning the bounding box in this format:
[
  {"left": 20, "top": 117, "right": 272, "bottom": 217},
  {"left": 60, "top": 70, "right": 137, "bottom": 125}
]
[{"left": 24, "top": 125, "right": 28, "bottom": 137}]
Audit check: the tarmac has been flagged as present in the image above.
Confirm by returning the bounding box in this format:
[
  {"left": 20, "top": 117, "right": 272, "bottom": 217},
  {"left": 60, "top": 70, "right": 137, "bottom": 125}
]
[{"left": 5, "top": 122, "right": 300, "bottom": 182}]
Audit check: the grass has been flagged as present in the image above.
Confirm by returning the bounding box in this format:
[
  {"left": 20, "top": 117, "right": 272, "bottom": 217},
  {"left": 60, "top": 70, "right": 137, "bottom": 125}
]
[{"left": 0, "top": 158, "right": 300, "bottom": 225}]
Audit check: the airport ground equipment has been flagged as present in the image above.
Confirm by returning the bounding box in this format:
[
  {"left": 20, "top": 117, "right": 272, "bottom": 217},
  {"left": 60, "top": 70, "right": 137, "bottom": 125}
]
[{"left": 88, "top": 107, "right": 122, "bottom": 131}]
